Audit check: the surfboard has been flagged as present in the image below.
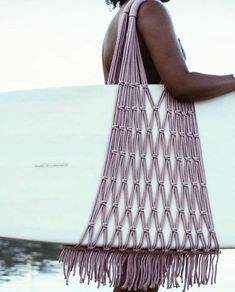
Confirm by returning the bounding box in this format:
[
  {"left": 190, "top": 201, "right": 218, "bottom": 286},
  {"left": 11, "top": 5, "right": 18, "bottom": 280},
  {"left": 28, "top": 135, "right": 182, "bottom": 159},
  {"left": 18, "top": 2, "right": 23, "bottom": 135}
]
[{"left": 0, "top": 85, "right": 234, "bottom": 248}]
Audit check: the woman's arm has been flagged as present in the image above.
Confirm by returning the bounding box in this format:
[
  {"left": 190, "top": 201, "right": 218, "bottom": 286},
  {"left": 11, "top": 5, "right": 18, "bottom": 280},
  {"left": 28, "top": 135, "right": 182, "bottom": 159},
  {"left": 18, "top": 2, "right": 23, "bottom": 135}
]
[{"left": 137, "top": 0, "right": 235, "bottom": 102}]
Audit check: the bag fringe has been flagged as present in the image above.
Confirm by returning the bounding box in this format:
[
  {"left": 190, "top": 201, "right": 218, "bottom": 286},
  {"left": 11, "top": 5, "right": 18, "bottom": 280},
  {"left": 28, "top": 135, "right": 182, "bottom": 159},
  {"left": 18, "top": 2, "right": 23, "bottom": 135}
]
[{"left": 58, "top": 245, "right": 221, "bottom": 291}]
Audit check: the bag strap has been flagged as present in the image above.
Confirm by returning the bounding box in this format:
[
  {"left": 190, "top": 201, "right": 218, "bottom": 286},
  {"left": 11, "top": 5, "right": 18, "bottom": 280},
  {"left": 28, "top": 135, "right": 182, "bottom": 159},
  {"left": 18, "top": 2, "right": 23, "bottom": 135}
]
[
  {"left": 107, "top": 0, "right": 149, "bottom": 85},
  {"left": 107, "top": 0, "right": 134, "bottom": 84},
  {"left": 129, "top": 0, "right": 147, "bottom": 17}
]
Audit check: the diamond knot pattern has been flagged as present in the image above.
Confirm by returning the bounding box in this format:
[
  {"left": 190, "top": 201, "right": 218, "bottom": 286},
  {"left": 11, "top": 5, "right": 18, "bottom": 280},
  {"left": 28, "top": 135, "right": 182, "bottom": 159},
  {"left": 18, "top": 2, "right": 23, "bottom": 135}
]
[
  {"left": 77, "top": 87, "right": 219, "bottom": 252},
  {"left": 59, "top": 1, "right": 220, "bottom": 291}
]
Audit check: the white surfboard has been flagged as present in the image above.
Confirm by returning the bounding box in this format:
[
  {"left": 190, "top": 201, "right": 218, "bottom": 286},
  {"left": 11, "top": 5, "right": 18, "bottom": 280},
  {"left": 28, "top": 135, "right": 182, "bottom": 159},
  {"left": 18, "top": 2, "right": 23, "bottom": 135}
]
[{"left": 0, "top": 85, "right": 234, "bottom": 249}]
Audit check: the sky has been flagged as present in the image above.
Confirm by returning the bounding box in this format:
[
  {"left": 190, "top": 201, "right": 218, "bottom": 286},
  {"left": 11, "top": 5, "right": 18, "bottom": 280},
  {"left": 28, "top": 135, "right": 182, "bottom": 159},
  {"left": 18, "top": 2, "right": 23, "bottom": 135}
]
[{"left": 0, "top": 0, "right": 234, "bottom": 291}]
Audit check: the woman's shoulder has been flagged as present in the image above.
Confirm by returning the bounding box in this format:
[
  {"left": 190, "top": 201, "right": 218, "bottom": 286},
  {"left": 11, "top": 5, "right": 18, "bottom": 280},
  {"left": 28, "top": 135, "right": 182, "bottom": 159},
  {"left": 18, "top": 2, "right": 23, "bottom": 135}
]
[
  {"left": 136, "top": 0, "right": 172, "bottom": 32},
  {"left": 137, "top": 0, "right": 170, "bottom": 16}
]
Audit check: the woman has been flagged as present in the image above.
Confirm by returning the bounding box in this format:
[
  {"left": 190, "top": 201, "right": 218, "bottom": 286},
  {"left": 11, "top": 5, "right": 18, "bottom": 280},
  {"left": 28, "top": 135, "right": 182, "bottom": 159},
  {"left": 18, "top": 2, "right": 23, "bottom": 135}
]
[
  {"left": 102, "top": 1, "right": 234, "bottom": 291},
  {"left": 102, "top": 0, "right": 235, "bottom": 102}
]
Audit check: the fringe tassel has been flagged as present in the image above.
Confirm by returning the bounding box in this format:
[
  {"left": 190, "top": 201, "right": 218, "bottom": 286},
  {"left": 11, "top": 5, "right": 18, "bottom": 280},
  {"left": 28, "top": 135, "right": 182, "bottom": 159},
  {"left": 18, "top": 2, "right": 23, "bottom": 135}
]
[{"left": 58, "top": 246, "right": 221, "bottom": 291}]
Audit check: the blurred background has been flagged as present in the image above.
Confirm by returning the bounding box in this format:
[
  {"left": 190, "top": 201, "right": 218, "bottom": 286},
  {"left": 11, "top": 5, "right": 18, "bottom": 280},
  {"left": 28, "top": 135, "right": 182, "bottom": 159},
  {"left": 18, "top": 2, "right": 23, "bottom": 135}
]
[{"left": 0, "top": 0, "right": 234, "bottom": 291}]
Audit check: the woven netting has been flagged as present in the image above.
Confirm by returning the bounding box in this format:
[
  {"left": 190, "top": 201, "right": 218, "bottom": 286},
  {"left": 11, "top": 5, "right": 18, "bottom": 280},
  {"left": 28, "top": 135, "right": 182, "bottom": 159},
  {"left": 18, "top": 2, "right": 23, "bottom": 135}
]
[{"left": 59, "top": 0, "right": 220, "bottom": 291}]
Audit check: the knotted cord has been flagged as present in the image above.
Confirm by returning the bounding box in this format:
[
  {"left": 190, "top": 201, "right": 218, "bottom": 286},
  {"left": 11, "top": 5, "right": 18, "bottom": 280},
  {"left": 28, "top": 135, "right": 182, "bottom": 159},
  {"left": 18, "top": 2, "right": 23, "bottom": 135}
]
[{"left": 59, "top": 1, "right": 220, "bottom": 291}]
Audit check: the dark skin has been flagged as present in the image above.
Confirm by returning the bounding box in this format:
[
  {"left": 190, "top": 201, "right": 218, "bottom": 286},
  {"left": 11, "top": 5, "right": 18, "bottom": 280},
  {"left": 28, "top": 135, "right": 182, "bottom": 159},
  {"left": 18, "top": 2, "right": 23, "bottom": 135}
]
[
  {"left": 102, "top": 1, "right": 235, "bottom": 291},
  {"left": 102, "top": 0, "right": 235, "bottom": 102}
]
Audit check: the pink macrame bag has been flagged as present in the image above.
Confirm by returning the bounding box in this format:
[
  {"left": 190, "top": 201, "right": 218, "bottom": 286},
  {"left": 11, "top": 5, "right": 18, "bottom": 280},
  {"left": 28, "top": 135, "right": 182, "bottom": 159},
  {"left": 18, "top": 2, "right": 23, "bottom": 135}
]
[{"left": 59, "top": 0, "right": 220, "bottom": 291}]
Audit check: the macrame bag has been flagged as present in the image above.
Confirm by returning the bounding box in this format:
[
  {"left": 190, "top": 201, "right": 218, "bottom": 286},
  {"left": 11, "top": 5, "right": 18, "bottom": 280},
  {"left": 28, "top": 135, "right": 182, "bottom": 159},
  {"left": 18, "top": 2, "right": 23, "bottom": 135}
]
[{"left": 59, "top": 0, "right": 220, "bottom": 290}]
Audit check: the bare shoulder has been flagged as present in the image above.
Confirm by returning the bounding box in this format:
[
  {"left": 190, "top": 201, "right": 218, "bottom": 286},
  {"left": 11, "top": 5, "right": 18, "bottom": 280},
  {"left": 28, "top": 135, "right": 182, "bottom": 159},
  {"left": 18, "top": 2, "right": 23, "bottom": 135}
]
[
  {"left": 135, "top": 0, "right": 189, "bottom": 97},
  {"left": 137, "top": 0, "right": 172, "bottom": 29},
  {"left": 137, "top": 0, "right": 170, "bottom": 15},
  {"left": 136, "top": 0, "right": 177, "bottom": 57}
]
